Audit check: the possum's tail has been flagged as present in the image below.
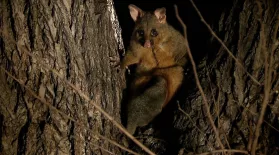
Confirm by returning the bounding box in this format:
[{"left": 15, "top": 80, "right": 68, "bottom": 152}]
[{"left": 125, "top": 76, "right": 167, "bottom": 134}]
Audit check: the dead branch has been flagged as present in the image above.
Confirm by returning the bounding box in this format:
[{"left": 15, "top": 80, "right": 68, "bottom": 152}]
[
  {"left": 174, "top": 4, "right": 225, "bottom": 150},
  {"left": 1, "top": 67, "right": 140, "bottom": 155},
  {"left": 251, "top": 1, "right": 274, "bottom": 154},
  {"left": 197, "top": 149, "right": 249, "bottom": 155},
  {"left": 14, "top": 46, "right": 155, "bottom": 155},
  {"left": 188, "top": 0, "right": 261, "bottom": 86}
]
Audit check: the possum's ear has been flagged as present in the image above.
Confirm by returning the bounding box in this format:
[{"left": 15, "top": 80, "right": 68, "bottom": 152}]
[
  {"left": 128, "top": 4, "right": 144, "bottom": 22},
  {"left": 154, "top": 7, "right": 166, "bottom": 23}
]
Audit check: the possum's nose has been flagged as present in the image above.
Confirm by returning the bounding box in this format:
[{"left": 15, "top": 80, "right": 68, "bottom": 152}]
[{"left": 144, "top": 40, "right": 151, "bottom": 48}]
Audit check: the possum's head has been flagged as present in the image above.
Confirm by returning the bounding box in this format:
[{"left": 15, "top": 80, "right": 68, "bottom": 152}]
[{"left": 128, "top": 4, "right": 168, "bottom": 48}]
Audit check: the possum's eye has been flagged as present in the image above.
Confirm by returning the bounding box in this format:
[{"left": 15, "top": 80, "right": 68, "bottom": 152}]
[
  {"left": 137, "top": 29, "right": 144, "bottom": 37},
  {"left": 151, "top": 29, "right": 158, "bottom": 37}
]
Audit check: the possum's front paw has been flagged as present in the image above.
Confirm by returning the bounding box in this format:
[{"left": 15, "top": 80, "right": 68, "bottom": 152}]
[{"left": 109, "top": 56, "right": 120, "bottom": 68}]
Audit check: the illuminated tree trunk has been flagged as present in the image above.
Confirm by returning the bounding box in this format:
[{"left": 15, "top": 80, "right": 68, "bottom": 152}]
[{"left": 0, "top": 0, "right": 125, "bottom": 154}]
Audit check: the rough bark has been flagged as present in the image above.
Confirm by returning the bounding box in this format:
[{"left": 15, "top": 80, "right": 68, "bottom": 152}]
[
  {"left": 1, "top": 0, "right": 279, "bottom": 155},
  {"left": 0, "top": 0, "right": 125, "bottom": 155},
  {"left": 128, "top": 0, "right": 279, "bottom": 154},
  {"left": 176, "top": 0, "right": 279, "bottom": 153}
]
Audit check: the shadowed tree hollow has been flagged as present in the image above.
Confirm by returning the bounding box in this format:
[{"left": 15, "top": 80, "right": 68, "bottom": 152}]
[{"left": 1, "top": 0, "right": 279, "bottom": 155}]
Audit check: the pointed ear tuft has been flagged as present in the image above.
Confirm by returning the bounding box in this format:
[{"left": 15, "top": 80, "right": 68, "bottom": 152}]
[
  {"left": 154, "top": 7, "right": 166, "bottom": 23},
  {"left": 128, "top": 4, "right": 144, "bottom": 22}
]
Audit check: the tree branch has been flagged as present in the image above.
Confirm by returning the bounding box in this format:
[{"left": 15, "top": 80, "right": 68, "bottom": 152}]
[
  {"left": 174, "top": 4, "right": 225, "bottom": 150},
  {"left": 188, "top": 0, "right": 261, "bottom": 86},
  {"left": 1, "top": 67, "right": 140, "bottom": 155}
]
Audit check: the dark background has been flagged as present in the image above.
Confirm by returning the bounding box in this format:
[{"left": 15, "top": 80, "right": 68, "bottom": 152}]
[{"left": 113, "top": 0, "right": 234, "bottom": 60}]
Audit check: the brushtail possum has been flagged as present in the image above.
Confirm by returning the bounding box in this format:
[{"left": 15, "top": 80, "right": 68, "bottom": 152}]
[{"left": 121, "top": 4, "right": 188, "bottom": 134}]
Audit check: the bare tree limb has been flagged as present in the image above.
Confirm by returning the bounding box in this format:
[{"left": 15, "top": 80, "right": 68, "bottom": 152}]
[
  {"left": 14, "top": 45, "right": 155, "bottom": 155},
  {"left": 251, "top": 1, "right": 274, "bottom": 154},
  {"left": 1, "top": 67, "right": 140, "bottom": 155},
  {"left": 197, "top": 149, "right": 249, "bottom": 155},
  {"left": 174, "top": 4, "right": 225, "bottom": 150},
  {"left": 188, "top": 0, "right": 261, "bottom": 86}
]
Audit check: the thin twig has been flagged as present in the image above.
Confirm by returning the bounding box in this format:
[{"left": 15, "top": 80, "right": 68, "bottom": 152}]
[
  {"left": 51, "top": 69, "right": 154, "bottom": 155},
  {"left": 236, "top": 101, "right": 279, "bottom": 133},
  {"left": 91, "top": 143, "right": 117, "bottom": 155},
  {"left": 2, "top": 27, "right": 154, "bottom": 155},
  {"left": 13, "top": 45, "right": 155, "bottom": 155},
  {"left": 1, "top": 67, "right": 140, "bottom": 155},
  {"left": 98, "top": 135, "right": 140, "bottom": 155},
  {"left": 197, "top": 149, "right": 249, "bottom": 155},
  {"left": 251, "top": 2, "right": 273, "bottom": 154},
  {"left": 174, "top": 5, "right": 225, "bottom": 150},
  {"left": 206, "top": 67, "right": 231, "bottom": 150},
  {"left": 188, "top": 0, "right": 261, "bottom": 86},
  {"left": 177, "top": 103, "right": 216, "bottom": 151},
  {"left": 174, "top": 6, "right": 187, "bottom": 38},
  {"left": 177, "top": 103, "right": 205, "bottom": 135}
]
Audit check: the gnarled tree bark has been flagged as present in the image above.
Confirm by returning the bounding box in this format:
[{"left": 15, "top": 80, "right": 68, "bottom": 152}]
[
  {"left": 0, "top": 0, "right": 125, "bottom": 154},
  {"left": 1, "top": 0, "right": 279, "bottom": 155},
  {"left": 176, "top": 0, "right": 279, "bottom": 154}
]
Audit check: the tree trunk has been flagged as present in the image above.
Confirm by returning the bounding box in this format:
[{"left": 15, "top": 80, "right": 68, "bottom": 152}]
[
  {"left": 177, "top": 0, "right": 279, "bottom": 153},
  {"left": 0, "top": 0, "right": 125, "bottom": 154},
  {"left": 1, "top": 0, "right": 279, "bottom": 155},
  {"left": 127, "top": 0, "right": 279, "bottom": 154}
]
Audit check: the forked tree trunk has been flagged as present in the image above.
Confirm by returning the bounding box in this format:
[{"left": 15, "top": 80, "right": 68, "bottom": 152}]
[
  {"left": 0, "top": 0, "right": 125, "bottom": 154},
  {"left": 1, "top": 0, "right": 279, "bottom": 155}
]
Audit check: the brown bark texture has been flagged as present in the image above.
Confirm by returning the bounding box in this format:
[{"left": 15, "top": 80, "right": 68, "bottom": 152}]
[
  {"left": 175, "top": 0, "right": 279, "bottom": 154},
  {"left": 127, "top": 0, "right": 279, "bottom": 155},
  {"left": 0, "top": 0, "right": 125, "bottom": 154}
]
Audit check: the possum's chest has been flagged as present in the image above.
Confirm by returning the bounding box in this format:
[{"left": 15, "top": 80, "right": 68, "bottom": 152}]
[
  {"left": 137, "top": 48, "right": 176, "bottom": 73},
  {"left": 154, "top": 48, "right": 176, "bottom": 68},
  {"left": 137, "top": 52, "right": 157, "bottom": 72}
]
